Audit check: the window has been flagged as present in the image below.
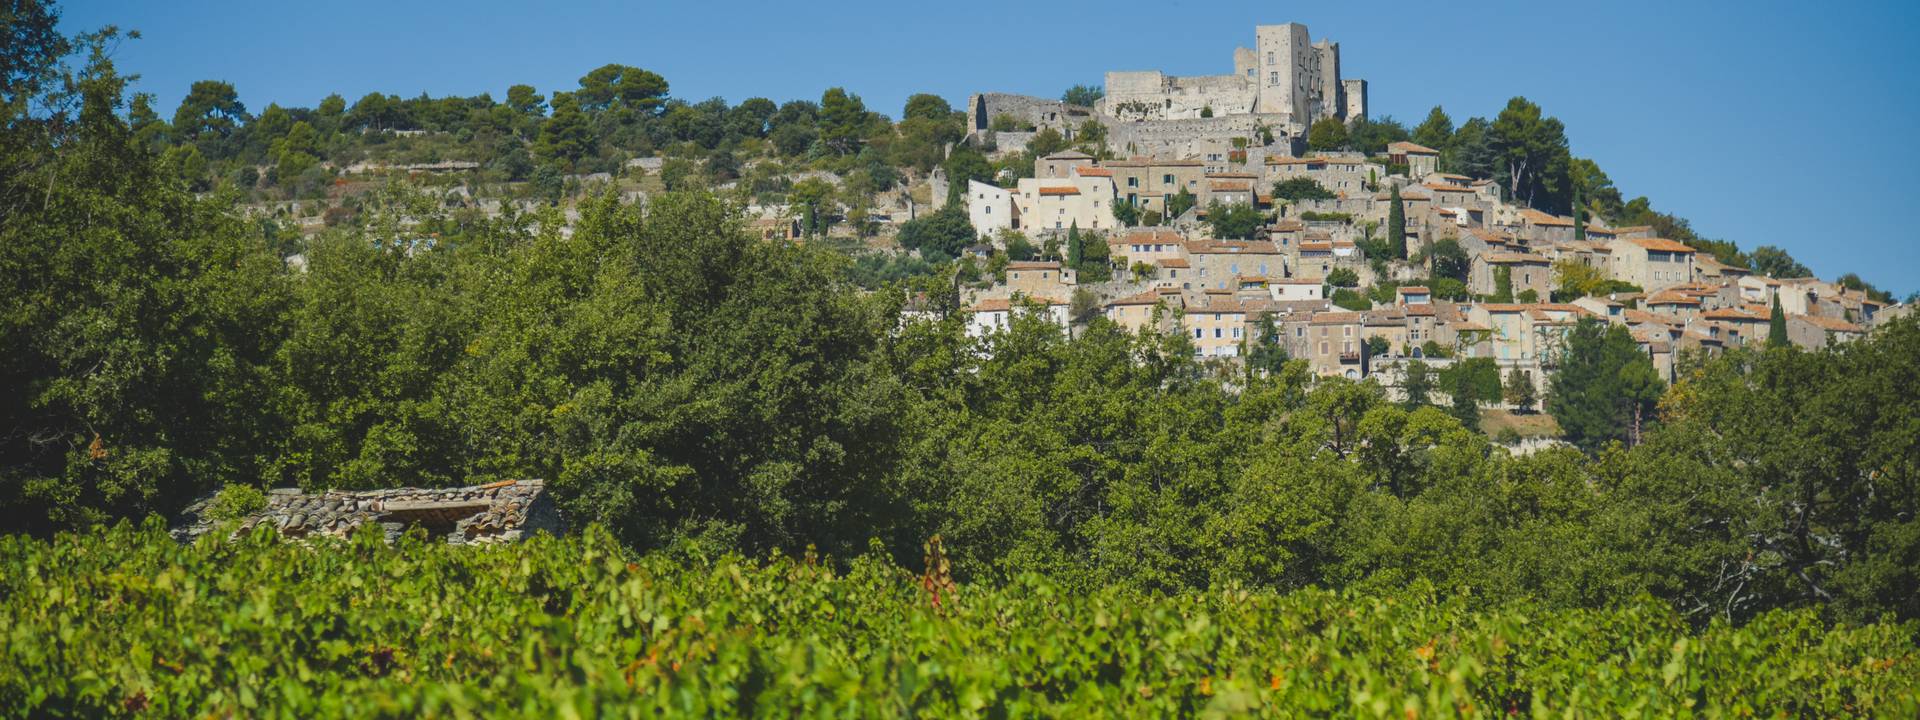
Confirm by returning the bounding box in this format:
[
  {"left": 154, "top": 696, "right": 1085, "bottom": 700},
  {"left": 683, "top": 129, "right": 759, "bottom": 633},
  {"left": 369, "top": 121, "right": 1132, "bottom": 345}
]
[
  {"left": 985, "top": 207, "right": 991, "bottom": 214},
  {"left": 1269, "top": 71, "right": 1279, "bottom": 84},
  {"left": 1344, "top": 327, "right": 1352, "bottom": 337},
  {"left": 1128, "top": 177, "right": 1139, "bottom": 188},
  {"left": 1214, "top": 328, "right": 1223, "bottom": 338},
  {"left": 1232, "top": 328, "right": 1243, "bottom": 339},
  {"left": 1162, "top": 174, "right": 1174, "bottom": 184},
  {"left": 1319, "top": 342, "right": 1328, "bottom": 354},
  {"left": 1194, "top": 329, "right": 1203, "bottom": 338},
  {"left": 1267, "top": 52, "right": 1274, "bottom": 65}
]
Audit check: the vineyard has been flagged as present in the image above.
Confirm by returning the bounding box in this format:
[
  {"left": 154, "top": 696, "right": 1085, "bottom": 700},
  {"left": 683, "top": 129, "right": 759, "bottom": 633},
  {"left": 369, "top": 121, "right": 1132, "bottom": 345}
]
[{"left": 3, "top": 523, "right": 1915, "bottom": 717}]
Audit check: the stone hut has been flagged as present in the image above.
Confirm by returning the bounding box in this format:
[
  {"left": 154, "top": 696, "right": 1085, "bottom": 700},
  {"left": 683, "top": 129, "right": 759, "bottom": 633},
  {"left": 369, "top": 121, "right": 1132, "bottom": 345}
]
[{"left": 172, "top": 479, "right": 562, "bottom": 545}]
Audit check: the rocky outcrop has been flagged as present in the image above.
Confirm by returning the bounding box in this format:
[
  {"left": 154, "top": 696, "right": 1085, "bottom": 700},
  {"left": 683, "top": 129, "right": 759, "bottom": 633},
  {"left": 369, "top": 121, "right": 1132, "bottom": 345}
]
[{"left": 171, "top": 479, "right": 561, "bottom": 545}]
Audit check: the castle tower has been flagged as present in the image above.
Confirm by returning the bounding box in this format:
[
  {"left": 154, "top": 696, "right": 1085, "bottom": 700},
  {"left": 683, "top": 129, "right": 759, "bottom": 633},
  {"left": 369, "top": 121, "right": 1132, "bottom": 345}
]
[{"left": 1254, "top": 23, "right": 1312, "bottom": 129}]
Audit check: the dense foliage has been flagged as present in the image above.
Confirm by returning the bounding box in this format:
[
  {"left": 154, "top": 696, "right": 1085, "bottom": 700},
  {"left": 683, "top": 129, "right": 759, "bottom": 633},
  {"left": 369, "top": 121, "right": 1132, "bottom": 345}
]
[{"left": 5, "top": 524, "right": 1916, "bottom": 717}]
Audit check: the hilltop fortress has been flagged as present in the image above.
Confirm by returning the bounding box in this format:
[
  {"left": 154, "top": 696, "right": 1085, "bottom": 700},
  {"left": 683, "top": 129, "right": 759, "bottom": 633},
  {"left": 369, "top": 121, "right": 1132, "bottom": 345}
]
[
  {"left": 966, "top": 22, "right": 1365, "bottom": 158},
  {"left": 1102, "top": 23, "right": 1364, "bottom": 132}
]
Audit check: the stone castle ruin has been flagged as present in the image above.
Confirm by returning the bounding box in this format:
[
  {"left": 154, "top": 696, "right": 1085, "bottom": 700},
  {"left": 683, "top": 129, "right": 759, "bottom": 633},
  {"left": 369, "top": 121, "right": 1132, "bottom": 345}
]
[
  {"left": 966, "top": 22, "right": 1365, "bottom": 159},
  {"left": 171, "top": 479, "right": 562, "bottom": 545}
]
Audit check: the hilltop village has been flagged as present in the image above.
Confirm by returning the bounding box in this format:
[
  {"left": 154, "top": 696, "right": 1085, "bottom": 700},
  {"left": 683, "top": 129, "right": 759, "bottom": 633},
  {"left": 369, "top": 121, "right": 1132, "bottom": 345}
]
[
  {"left": 156, "top": 21, "right": 1905, "bottom": 426},
  {"left": 931, "top": 24, "right": 1900, "bottom": 400}
]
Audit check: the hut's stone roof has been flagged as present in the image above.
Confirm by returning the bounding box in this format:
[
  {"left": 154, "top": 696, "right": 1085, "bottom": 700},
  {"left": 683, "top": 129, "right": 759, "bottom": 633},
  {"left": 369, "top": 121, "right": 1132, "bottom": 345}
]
[{"left": 172, "top": 479, "right": 561, "bottom": 545}]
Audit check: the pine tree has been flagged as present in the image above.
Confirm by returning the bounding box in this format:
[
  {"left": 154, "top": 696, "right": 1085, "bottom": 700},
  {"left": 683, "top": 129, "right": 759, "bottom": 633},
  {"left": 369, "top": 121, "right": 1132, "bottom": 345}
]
[
  {"left": 1768, "top": 295, "right": 1789, "bottom": 348},
  {"left": 1387, "top": 185, "right": 1406, "bottom": 260}
]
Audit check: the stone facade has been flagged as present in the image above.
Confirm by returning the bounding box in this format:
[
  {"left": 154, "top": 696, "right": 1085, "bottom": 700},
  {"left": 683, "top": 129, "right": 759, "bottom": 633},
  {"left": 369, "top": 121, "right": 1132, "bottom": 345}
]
[
  {"left": 171, "top": 479, "right": 562, "bottom": 545},
  {"left": 1098, "top": 22, "right": 1362, "bottom": 139}
]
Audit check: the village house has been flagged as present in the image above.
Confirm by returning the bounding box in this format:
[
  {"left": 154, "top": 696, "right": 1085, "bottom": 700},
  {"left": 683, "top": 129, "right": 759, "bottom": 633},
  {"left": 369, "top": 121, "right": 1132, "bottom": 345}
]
[
  {"left": 1469, "top": 251, "right": 1553, "bottom": 300},
  {"left": 1263, "top": 154, "right": 1377, "bottom": 197},
  {"left": 1106, "top": 157, "right": 1208, "bottom": 217},
  {"left": 1786, "top": 314, "right": 1866, "bottom": 349},
  {"left": 1269, "top": 277, "right": 1324, "bottom": 301},
  {"left": 982, "top": 164, "right": 1120, "bottom": 234},
  {"left": 1607, "top": 237, "right": 1697, "bottom": 292},
  {"left": 1187, "top": 238, "right": 1284, "bottom": 290},
  {"left": 965, "top": 296, "right": 1071, "bottom": 338},
  {"left": 1035, "top": 150, "right": 1097, "bottom": 179},
  {"left": 1004, "top": 260, "right": 1077, "bottom": 296},
  {"left": 1283, "top": 311, "right": 1366, "bottom": 378},
  {"left": 1699, "top": 306, "right": 1771, "bottom": 347},
  {"left": 1104, "top": 289, "right": 1184, "bottom": 335},
  {"left": 1386, "top": 141, "right": 1439, "bottom": 178},
  {"left": 1186, "top": 293, "right": 1254, "bottom": 357}
]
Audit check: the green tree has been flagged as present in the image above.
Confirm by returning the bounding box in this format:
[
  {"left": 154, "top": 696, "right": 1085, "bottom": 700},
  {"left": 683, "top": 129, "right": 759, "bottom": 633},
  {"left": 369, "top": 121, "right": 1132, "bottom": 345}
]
[
  {"left": 897, "top": 204, "right": 976, "bottom": 260},
  {"left": 1427, "top": 238, "right": 1468, "bottom": 281},
  {"left": 535, "top": 92, "right": 594, "bottom": 166},
  {"left": 172, "top": 79, "right": 247, "bottom": 142},
  {"left": 1747, "top": 245, "right": 1811, "bottom": 279},
  {"left": 1489, "top": 97, "right": 1572, "bottom": 211},
  {"left": 1503, "top": 369, "right": 1536, "bottom": 412},
  {"left": 1165, "top": 187, "right": 1197, "bottom": 220},
  {"left": 1061, "top": 85, "right": 1103, "bottom": 107},
  {"left": 1326, "top": 267, "right": 1359, "bottom": 287},
  {"left": 1401, "top": 360, "right": 1434, "bottom": 407},
  {"left": 1027, "top": 127, "right": 1067, "bottom": 157},
  {"left": 1272, "top": 177, "right": 1336, "bottom": 201},
  {"left": 574, "top": 64, "right": 668, "bottom": 115},
  {"left": 1307, "top": 117, "right": 1348, "bottom": 152},
  {"left": 1066, "top": 222, "right": 1083, "bottom": 266},
  {"left": 1548, "top": 319, "right": 1664, "bottom": 451},
  {"left": 1768, "top": 295, "right": 1789, "bottom": 348},
  {"left": 1386, "top": 185, "right": 1406, "bottom": 260},
  {"left": 1205, "top": 202, "right": 1261, "bottom": 240},
  {"left": 1112, "top": 198, "right": 1139, "bottom": 227},
  {"left": 902, "top": 93, "right": 952, "bottom": 121},
  {"left": 1411, "top": 106, "right": 1453, "bottom": 153},
  {"left": 1492, "top": 266, "right": 1514, "bottom": 303}
]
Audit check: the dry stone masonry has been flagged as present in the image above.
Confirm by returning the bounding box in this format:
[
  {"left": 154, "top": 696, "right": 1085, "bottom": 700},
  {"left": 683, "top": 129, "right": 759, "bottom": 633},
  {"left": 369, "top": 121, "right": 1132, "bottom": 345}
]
[{"left": 172, "top": 479, "right": 562, "bottom": 545}]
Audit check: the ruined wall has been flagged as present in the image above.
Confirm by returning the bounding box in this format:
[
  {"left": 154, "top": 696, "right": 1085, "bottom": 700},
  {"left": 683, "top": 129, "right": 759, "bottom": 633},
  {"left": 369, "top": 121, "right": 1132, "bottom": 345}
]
[
  {"left": 967, "top": 93, "right": 1090, "bottom": 134},
  {"left": 1107, "top": 115, "right": 1275, "bottom": 160},
  {"left": 1342, "top": 79, "right": 1368, "bottom": 123}
]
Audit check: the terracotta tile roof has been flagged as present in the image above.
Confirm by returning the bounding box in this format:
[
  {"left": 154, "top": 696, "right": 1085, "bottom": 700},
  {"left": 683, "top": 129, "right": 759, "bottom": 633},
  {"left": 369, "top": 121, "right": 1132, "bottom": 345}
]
[
  {"left": 1073, "top": 166, "right": 1114, "bottom": 177},
  {"left": 1398, "top": 286, "right": 1432, "bottom": 295},
  {"left": 1389, "top": 141, "right": 1440, "bottom": 155},
  {"left": 1484, "top": 252, "right": 1550, "bottom": 264},
  {"left": 1209, "top": 181, "right": 1252, "bottom": 192},
  {"left": 1794, "top": 315, "right": 1865, "bottom": 333},
  {"left": 1007, "top": 261, "right": 1062, "bottom": 270},
  {"left": 1156, "top": 258, "right": 1190, "bottom": 268},
  {"left": 1702, "top": 307, "right": 1765, "bottom": 321},
  {"left": 1311, "top": 311, "right": 1363, "bottom": 325},
  {"left": 1037, "top": 186, "right": 1080, "bottom": 196},
  {"left": 1425, "top": 183, "right": 1477, "bottom": 193},
  {"left": 1121, "top": 229, "right": 1186, "bottom": 244},
  {"left": 1625, "top": 237, "right": 1697, "bottom": 253},
  {"left": 1107, "top": 291, "right": 1164, "bottom": 306},
  {"left": 1520, "top": 209, "right": 1575, "bottom": 227}
]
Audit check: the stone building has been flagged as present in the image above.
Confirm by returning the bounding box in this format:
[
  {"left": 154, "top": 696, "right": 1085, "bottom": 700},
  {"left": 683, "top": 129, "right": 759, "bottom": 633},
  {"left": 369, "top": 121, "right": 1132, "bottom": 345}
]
[
  {"left": 172, "top": 480, "right": 562, "bottom": 545},
  {"left": 1099, "top": 22, "right": 1365, "bottom": 140}
]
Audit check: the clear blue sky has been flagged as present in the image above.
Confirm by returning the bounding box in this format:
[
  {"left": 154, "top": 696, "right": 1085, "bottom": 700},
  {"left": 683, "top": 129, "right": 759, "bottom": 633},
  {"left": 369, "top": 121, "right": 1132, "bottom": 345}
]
[{"left": 64, "top": 0, "right": 1920, "bottom": 296}]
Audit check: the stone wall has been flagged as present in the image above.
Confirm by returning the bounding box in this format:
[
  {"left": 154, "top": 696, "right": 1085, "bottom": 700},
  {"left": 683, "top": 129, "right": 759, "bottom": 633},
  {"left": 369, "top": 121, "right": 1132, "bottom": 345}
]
[{"left": 967, "top": 93, "right": 1090, "bottom": 135}]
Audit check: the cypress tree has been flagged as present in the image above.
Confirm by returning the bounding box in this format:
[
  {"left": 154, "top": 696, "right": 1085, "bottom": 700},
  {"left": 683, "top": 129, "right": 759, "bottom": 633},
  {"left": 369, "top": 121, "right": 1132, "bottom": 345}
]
[
  {"left": 1067, "top": 222, "right": 1082, "bottom": 267},
  {"left": 1768, "top": 295, "right": 1789, "bottom": 348},
  {"left": 1572, "top": 182, "right": 1586, "bottom": 242},
  {"left": 1388, "top": 184, "right": 1406, "bottom": 259}
]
